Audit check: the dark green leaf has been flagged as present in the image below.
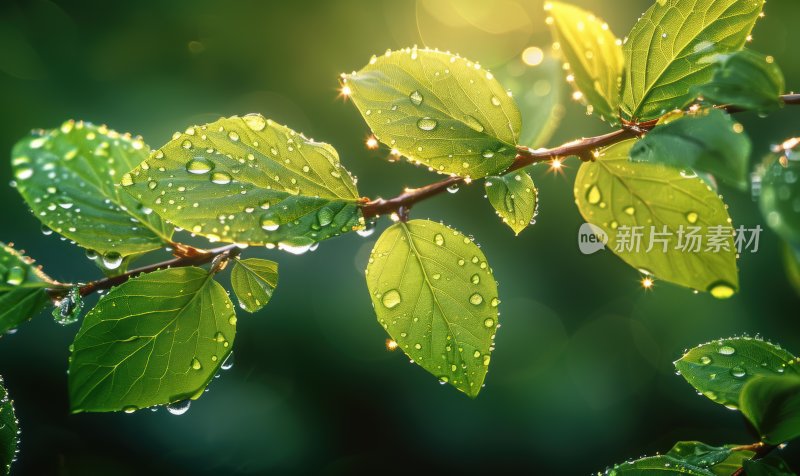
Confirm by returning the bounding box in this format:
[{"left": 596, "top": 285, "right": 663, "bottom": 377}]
[
  {"left": 630, "top": 109, "right": 751, "bottom": 190},
  {"left": 574, "top": 140, "right": 739, "bottom": 297},
  {"left": 693, "top": 50, "right": 785, "bottom": 112},
  {"left": 485, "top": 171, "right": 537, "bottom": 235},
  {"left": 69, "top": 267, "right": 236, "bottom": 413},
  {"left": 675, "top": 337, "right": 798, "bottom": 408},
  {"left": 11, "top": 120, "right": 173, "bottom": 258},
  {"left": 740, "top": 375, "right": 800, "bottom": 444},
  {"left": 666, "top": 441, "right": 732, "bottom": 470},
  {"left": 0, "top": 376, "right": 18, "bottom": 475},
  {"left": 122, "top": 115, "right": 363, "bottom": 250},
  {"left": 344, "top": 47, "right": 521, "bottom": 178},
  {"left": 366, "top": 219, "right": 499, "bottom": 397},
  {"left": 606, "top": 455, "right": 714, "bottom": 475},
  {"left": 0, "top": 242, "right": 52, "bottom": 334},
  {"left": 230, "top": 258, "right": 278, "bottom": 313},
  {"left": 545, "top": 1, "right": 624, "bottom": 123},
  {"left": 743, "top": 453, "right": 797, "bottom": 476},
  {"left": 621, "top": 0, "right": 765, "bottom": 121},
  {"left": 782, "top": 242, "right": 800, "bottom": 297},
  {"left": 760, "top": 148, "right": 800, "bottom": 245}
]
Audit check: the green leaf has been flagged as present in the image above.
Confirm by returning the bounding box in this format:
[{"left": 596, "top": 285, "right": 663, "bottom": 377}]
[
  {"left": 674, "top": 337, "right": 799, "bottom": 408},
  {"left": 344, "top": 47, "right": 521, "bottom": 179},
  {"left": 630, "top": 109, "right": 751, "bottom": 190},
  {"left": 743, "top": 453, "right": 797, "bottom": 476},
  {"left": 621, "top": 0, "right": 765, "bottom": 121},
  {"left": 0, "top": 376, "right": 18, "bottom": 475},
  {"left": 693, "top": 50, "right": 785, "bottom": 112},
  {"left": 365, "top": 219, "right": 499, "bottom": 397},
  {"left": 666, "top": 442, "right": 733, "bottom": 470},
  {"left": 545, "top": 1, "right": 624, "bottom": 123},
  {"left": 500, "top": 56, "right": 564, "bottom": 148},
  {"left": 760, "top": 149, "right": 800, "bottom": 245},
  {"left": 11, "top": 120, "right": 174, "bottom": 258},
  {"left": 782, "top": 242, "right": 800, "bottom": 297},
  {"left": 605, "top": 455, "right": 714, "bottom": 475},
  {"left": 709, "top": 449, "right": 756, "bottom": 476},
  {"left": 574, "top": 139, "right": 739, "bottom": 297},
  {"left": 0, "top": 242, "right": 52, "bottom": 333},
  {"left": 485, "top": 171, "right": 538, "bottom": 235},
  {"left": 230, "top": 258, "right": 278, "bottom": 313},
  {"left": 69, "top": 267, "right": 236, "bottom": 413},
  {"left": 122, "top": 115, "right": 363, "bottom": 250},
  {"left": 740, "top": 375, "right": 800, "bottom": 444}
]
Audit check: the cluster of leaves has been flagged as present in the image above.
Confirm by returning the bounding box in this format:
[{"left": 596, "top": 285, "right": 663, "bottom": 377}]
[{"left": 603, "top": 336, "right": 800, "bottom": 475}]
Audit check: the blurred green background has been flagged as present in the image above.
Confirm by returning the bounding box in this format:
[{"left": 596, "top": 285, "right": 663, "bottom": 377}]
[{"left": 1, "top": 0, "right": 799, "bottom": 474}]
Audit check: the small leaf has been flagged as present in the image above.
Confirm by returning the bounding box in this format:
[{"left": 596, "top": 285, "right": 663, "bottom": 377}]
[
  {"left": 605, "top": 455, "right": 714, "bottom": 475},
  {"left": 760, "top": 148, "right": 800, "bottom": 245},
  {"left": 344, "top": 47, "right": 521, "bottom": 178},
  {"left": 630, "top": 109, "right": 751, "bottom": 190},
  {"left": 230, "top": 258, "right": 278, "bottom": 313},
  {"left": 674, "top": 337, "right": 799, "bottom": 408},
  {"left": 366, "top": 219, "right": 499, "bottom": 397},
  {"left": 69, "top": 267, "right": 236, "bottom": 413},
  {"left": 621, "top": 0, "right": 765, "bottom": 121},
  {"left": 665, "top": 441, "right": 733, "bottom": 470},
  {"left": 544, "top": 1, "right": 624, "bottom": 123},
  {"left": 782, "top": 242, "right": 800, "bottom": 297},
  {"left": 484, "top": 171, "right": 538, "bottom": 235},
  {"left": 743, "top": 453, "right": 797, "bottom": 476},
  {"left": 500, "top": 56, "right": 564, "bottom": 148},
  {"left": 0, "top": 376, "right": 18, "bottom": 476},
  {"left": 693, "top": 50, "right": 785, "bottom": 112},
  {"left": 11, "top": 120, "right": 174, "bottom": 257},
  {"left": 740, "top": 375, "right": 800, "bottom": 444},
  {"left": 574, "top": 139, "right": 739, "bottom": 296},
  {"left": 123, "top": 115, "right": 363, "bottom": 250},
  {"left": 0, "top": 242, "right": 53, "bottom": 334}
]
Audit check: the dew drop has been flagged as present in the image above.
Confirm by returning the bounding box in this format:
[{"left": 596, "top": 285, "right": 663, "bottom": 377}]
[
  {"left": 686, "top": 212, "right": 699, "bottom": 224},
  {"left": 210, "top": 172, "right": 232, "bottom": 185},
  {"left": 382, "top": 289, "right": 402, "bottom": 309},
  {"left": 166, "top": 400, "right": 191, "bottom": 416},
  {"left": 221, "top": 352, "right": 234, "bottom": 370},
  {"left": 102, "top": 251, "right": 123, "bottom": 270},
  {"left": 243, "top": 114, "right": 267, "bottom": 131},
  {"left": 409, "top": 90, "right": 424, "bottom": 106},
  {"left": 191, "top": 357, "right": 202, "bottom": 370},
  {"left": 491, "top": 96, "right": 502, "bottom": 107},
  {"left": 228, "top": 131, "right": 240, "bottom": 141},
  {"left": 708, "top": 282, "right": 735, "bottom": 300},
  {"left": 261, "top": 216, "right": 280, "bottom": 232},
  {"left": 5, "top": 266, "right": 25, "bottom": 286},
  {"left": 718, "top": 345, "right": 736, "bottom": 356},
  {"left": 434, "top": 233, "right": 445, "bottom": 246},
  {"left": 586, "top": 185, "right": 602, "bottom": 205},
  {"left": 186, "top": 157, "right": 214, "bottom": 175},
  {"left": 624, "top": 206, "right": 635, "bottom": 216},
  {"left": 470, "top": 293, "right": 484, "bottom": 305},
  {"left": 471, "top": 274, "right": 480, "bottom": 285},
  {"left": 483, "top": 317, "right": 495, "bottom": 328},
  {"left": 700, "top": 356, "right": 712, "bottom": 365},
  {"left": 730, "top": 366, "right": 746, "bottom": 378},
  {"left": 463, "top": 115, "right": 485, "bottom": 133},
  {"left": 417, "top": 117, "right": 438, "bottom": 131}
]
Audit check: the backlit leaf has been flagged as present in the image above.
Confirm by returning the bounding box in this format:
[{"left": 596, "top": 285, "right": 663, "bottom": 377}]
[
  {"left": 122, "top": 115, "right": 363, "bottom": 251},
  {"left": 366, "top": 219, "right": 499, "bottom": 397},
  {"left": 621, "top": 0, "right": 765, "bottom": 121},
  {"left": 760, "top": 147, "right": 800, "bottom": 245},
  {"left": 344, "top": 47, "right": 521, "bottom": 178},
  {"left": 740, "top": 375, "right": 800, "bottom": 444},
  {"left": 230, "top": 258, "right": 278, "bottom": 313},
  {"left": 545, "top": 1, "right": 624, "bottom": 123},
  {"left": 69, "top": 267, "right": 236, "bottom": 413},
  {"left": 693, "top": 49, "right": 785, "bottom": 112},
  {"left": 675, "top": 337, "right": 799, "bottom": 408},
  {"left": 0, "top": 242, "right": 53, "bottom": 334},
  {"left": 11, "top": 120, "right": 174, "bottom": 257},
  {"left": 0, "top": 376, "right": 18, "bottom": 475},
  {"left": 605, "top": 455, "right": 714, "bottom": 475},
  {"left": 574, "top": 139, "right": 738, "bottom": 296},
  {"left": 484, "top": 171, "right": 538, "bottom": 235}
]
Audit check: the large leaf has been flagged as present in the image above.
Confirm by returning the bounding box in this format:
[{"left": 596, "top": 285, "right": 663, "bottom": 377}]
[
  {"left": 484, "top": 171, "right": 537, "bottom": 235},
  {"left": 630, "top": 109, "right": 751, "bottom": 190},
  {"left": 665, "top": 442, "right": 733, "bottom": 471},
  {"left": 0, "top": 376, "right": 18, "bottom": 475},
  {"left": 693, "top": 49, "right": 785, "bottom": 112},
  {"left": 621, "top": 0, "right": 765, "bottom": 121},
  {"left": 366, "top": 219, "right": 499, "bottom": 397},
  {"left": 0, "top": 242, "right": 53, "bottom": 333},
  {"left": 11, "top": 120, "right": 173, "bottom": 257},
  {"left": 344, "top": 47, "right": 521, "bottom": 178},
  {"left": 605, "top": 455, "right": 714, "bottom": 475},
  {"left": 545, "top": 1, "right": 624, "bottom": 123},
  {"left": 740, "top": 375, "right": 800, "bottom": 445},
  {"left": 675, "top": 337, "right": 798, "bottom": 408},
  {"left": 69, "top": 267, "right": 236, "bottom": 413},
  {"left": 760, "top": 151, "right": 800, "bottom": 245},
  {"left": 122, "top": 115, "right": 363, "bottom": 250},
  {"left": 230, "top": 258, "right": 278, "bottom": 313},
  {"left": 574, "top": 139, "right": 739, "bottom": 296}
]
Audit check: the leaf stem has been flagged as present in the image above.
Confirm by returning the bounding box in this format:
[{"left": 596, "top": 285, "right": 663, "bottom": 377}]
[
  {"left": 730, "top": 442, "right": 778, "bottom": 476},
  {"left": 361, "top": 93, "right": 800, "bottom": 219}
]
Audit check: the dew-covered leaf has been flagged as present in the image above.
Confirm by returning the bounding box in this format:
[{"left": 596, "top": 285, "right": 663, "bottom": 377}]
[
  {"left": 674, "top": 337, "right": 799, "bottom": 408},
  {"left": 740, "top": 375, "right": 800, "bottom": 444},
  {"left": 484, "top": 171, "right": 537, "bottom": 235},
  {"left": 665, "top": 441, "right": 754, "bottom": 475},
  {"left": 122, "top": 115, "right": 363, "bottom": 251},
  {"left": 0, "top": 242, "right": 53, "bottom": 334},
  {"left": 11, "top": 120, "right": 174, "bottom": 257},
  {"left": 604, "top": 455, "right": 714, "bottom": 475},
  {"left": 366, "top": 219, "right": 499, "bottom": 398},
  {"left": 621, "top": 0, "right": 765, "bottom": 121},
  {"left": 743, "top": 453, "right": 797, "bottom": 476},
  {"left": 0, "top": 376, "right": 18, "bottom": 476},
  {"left": 630, "top": 109, "right": 751, "bottom": 190},
  {"left": 544, "top": 1, "right": 624, "bottom": 123},
  {"left": 69, "top": 267, "right": 236, "bottom": 413},
  {"left": 344, "top": 47, "right": 521, "bottom": 179},
  {"left": 230, "top": 258, "right": 278, "bottom": 313},
  {"left": 760, "top": 147, "right": 800, "bottom": 245},
  {"left": 574, "top": 139, "right": 739, "bottom": 297},
  {"left": 693, "top": 50, "right": 785, "bottom": 112}
]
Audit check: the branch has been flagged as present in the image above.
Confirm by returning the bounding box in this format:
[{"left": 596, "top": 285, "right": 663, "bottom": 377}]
[
  {"left": 730, "top": 442, "right": 778, "bottom": 476},
  {"left": 361, "top": 93, "right": 800, "bottom": 219}
]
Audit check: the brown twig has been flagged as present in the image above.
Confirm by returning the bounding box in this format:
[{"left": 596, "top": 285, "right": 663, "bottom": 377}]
[
  {"left": 361, "top": 93, "right": 800, "bottom": 219},
  {"left": 730, "top": 442, "right": 778, "bottom": 476}
]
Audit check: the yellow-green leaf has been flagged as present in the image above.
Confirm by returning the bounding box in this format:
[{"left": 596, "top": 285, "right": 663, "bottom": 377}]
[
  {"left": 366, "top": 219, "right": 499, "bottom": 398},
  {"left": 230, "top": 258, "right": 278, "bottom": 313},
  {"left": 485, "top": 171, "right": 538, "bottom": 235},
  {"left": 0, "top": 242, "right": 53, "bottom": 334}
]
